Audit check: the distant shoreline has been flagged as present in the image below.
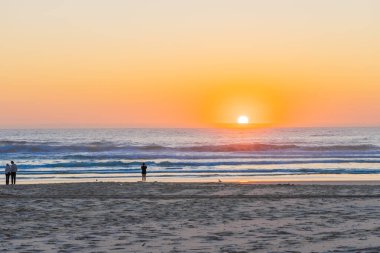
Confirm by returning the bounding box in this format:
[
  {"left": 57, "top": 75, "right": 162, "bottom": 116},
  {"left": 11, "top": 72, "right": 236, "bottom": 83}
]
[{"left": 7, "top": 178, "right": 380, "bottom": 186}]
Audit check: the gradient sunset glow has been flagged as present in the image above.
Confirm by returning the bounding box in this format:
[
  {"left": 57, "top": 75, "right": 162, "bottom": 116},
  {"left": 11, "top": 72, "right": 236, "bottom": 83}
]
[{"left": 1, "top": 0, "right": 379, "bottom": 128}]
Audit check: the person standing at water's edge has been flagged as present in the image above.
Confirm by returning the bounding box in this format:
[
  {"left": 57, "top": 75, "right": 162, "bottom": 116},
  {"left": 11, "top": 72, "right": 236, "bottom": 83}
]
[
  {"left": 5, "top": 164, "right": 11, "bottom": 185},
  {"left": 141, "top": 163, "right": 147, "bottom": 182},
  {"left": 10, "top": 161, "right": 18, "bottom": 185}
]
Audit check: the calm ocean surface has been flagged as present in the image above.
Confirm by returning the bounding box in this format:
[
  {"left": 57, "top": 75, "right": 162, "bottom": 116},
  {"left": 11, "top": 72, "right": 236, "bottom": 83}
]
[{"left": 1, "top": 128, "right": 380, "bottom": 183}]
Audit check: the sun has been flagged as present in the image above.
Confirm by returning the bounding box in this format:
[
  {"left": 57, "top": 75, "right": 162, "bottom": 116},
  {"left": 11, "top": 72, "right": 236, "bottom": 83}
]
[{"left": 237, "top": 115, "right": 249, "bottom": 124}]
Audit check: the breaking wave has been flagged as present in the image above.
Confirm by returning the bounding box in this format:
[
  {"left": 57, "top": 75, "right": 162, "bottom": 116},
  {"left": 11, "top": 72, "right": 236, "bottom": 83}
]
[
  {"left": 0, "top": 141, "right": 379, "bottom": 153},
  {"left": 17, "top": 168, "right": 380, "bottom": 176},
  {"left": 16, "top": 158, "right": 380, "bottom": 170}
]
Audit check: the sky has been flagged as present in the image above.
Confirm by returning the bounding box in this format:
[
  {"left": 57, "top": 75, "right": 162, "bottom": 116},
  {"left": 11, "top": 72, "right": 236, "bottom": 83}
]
[{"left": 0, "top": 0, "right": 379, "bottom": 128}]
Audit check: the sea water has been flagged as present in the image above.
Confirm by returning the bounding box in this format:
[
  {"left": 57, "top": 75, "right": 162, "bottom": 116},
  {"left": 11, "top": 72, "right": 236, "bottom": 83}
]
[{"left": 1, "top": 127, "right": 380, "bottom": 183}]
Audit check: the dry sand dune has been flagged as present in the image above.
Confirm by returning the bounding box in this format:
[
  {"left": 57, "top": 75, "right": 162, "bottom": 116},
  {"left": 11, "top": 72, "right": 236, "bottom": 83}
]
[{"left": 1, "top": 182, "right": 380, "bottom": 252}]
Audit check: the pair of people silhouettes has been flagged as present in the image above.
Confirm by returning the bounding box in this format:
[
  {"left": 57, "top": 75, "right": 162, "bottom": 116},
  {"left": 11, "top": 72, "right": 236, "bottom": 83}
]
[{"left": 5, "top": 161, "right": 18, "bottom": 185}]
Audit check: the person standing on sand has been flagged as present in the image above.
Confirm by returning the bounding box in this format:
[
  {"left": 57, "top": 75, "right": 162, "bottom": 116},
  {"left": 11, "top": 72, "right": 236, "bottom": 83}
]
[
  {"left": 141, "top": 163, "right": 147, "bottom": 182},
  {"left": 5, "top": 164, "right": 11, "bottom": 185},
  {"left": 10, "top": 161, "right": 18, "bottom": 185}
]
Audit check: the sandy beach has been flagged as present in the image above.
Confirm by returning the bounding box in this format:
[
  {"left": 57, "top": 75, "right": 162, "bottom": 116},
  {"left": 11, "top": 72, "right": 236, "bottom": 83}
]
[{"left": 0, "top": 182, "right": 380, "bottom": 252}]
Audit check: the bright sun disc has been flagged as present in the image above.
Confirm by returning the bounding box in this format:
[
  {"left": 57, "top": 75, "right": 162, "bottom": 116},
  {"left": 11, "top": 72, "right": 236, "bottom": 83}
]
[{"left": 237, "top": 115, "right": 249, "bottom": 124}]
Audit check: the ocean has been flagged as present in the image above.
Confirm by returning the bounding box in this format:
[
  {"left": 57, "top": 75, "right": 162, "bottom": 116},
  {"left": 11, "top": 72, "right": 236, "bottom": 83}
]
[{"left": 1, "top": 127, "right": 380, "bottom": 183}]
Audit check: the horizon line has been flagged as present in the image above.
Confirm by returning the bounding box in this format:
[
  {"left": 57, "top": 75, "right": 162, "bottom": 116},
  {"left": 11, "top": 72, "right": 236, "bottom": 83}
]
[{"left": 0, "top": 125, "right": 379, "bottom": 130}]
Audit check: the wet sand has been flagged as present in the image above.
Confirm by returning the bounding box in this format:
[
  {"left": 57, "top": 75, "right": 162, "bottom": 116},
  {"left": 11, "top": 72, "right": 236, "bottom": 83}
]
[{"left": 1, "top": 182, "right": 380, "bottom": 252}]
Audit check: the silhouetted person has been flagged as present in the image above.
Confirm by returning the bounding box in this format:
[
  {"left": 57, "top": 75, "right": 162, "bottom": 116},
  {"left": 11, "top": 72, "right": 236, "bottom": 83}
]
[
  {"left": 141, "top": 163, "right": 147, "bottom": 182},
  {"left": 10, "top": 161, "right": 18, "bottom": 185},
  {"left": 5, "top": 164, "right": 11, "bottom": 185}
]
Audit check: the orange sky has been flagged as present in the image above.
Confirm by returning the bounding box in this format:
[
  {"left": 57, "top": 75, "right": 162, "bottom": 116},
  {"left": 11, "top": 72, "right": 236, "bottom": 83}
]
[{"left": 0, "top": 0, "right": 379, "bottom": 128}]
